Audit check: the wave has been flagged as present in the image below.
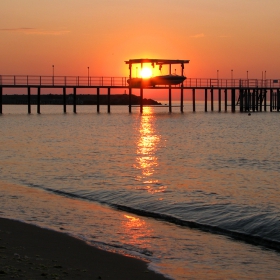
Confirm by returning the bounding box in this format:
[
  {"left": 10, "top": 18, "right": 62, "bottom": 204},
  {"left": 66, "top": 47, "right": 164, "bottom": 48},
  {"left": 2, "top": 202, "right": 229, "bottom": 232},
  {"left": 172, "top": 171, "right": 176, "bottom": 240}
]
[{"left": 44, "top": 187, "right": 280, "bottom": 252}]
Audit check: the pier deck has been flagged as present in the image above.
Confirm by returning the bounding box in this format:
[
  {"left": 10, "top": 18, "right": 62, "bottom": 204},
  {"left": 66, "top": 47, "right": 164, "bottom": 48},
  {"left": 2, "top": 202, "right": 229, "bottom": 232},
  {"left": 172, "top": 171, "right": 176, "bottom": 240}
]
[{"left": 1, "top": 75, "right": 280, "bottom": 114}]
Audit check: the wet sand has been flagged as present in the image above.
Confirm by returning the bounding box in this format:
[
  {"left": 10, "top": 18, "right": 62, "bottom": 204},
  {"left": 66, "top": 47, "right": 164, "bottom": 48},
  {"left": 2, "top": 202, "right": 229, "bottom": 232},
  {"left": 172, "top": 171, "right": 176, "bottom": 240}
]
[{"left": 0, "top": 218, "right": 168, "bottom": 279}]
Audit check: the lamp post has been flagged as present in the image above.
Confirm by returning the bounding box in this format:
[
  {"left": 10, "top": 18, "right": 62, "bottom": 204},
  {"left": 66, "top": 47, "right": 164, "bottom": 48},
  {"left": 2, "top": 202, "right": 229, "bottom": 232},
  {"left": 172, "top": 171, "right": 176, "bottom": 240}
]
[
  {"left": 217, "top": 70, "right": 219, "bottom": 80},
  {"left": 52, "top": 65, "right": 54, "bottom": 85},
  {"left": 87, "top": 67, "right": 90, "bottom": 86},
  {"left": 231, "top": 69, "right": 233, "bottom": 86}
]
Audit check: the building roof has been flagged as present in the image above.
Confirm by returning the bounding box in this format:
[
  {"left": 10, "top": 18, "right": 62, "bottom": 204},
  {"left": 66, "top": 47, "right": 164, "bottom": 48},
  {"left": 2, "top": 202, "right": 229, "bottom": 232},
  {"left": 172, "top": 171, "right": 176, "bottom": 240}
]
[{"left": 125, "top": 58, "right": 190, "bottom": 65}]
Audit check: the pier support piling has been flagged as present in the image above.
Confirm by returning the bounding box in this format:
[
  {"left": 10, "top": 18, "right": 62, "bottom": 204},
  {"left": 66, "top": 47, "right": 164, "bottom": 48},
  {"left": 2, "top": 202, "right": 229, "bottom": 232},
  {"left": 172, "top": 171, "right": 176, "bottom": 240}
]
[
  {"left": 0, "top": 87, "right": 2, "bottom": 114},
  {"left": 204, "top": 89, "right": 207, "bottom": 112},
  {"left": 28, "top": 87, "right": 31, "bottom": 114},
  {"left": 37, "top": 87, "right": 41, "bottom": 114},
  {"left": 192, "top": 88, "right": 196, "bottom": 112},
  {"left": 248, "top": 89, "right": 251, "bottom": 111},
  {"left": 97, "top": 87, "right": 100, "bottom": 113},
  {"left": 270, "top": 89, "right": 273, "bottom": 112},
  {"left": 231, "top": 89, "right": 236, "bottom": 112},
  {"left": 224, "top": 89, "right": 227, "bottom": 112},
  {"left": 211, "top": 87, "right": 214, "bottom": 111},
  {"left": 169, "top": 86, "right": 172, "bottom": 113},
  {"left": 63, "top": 87, "right": 66, "bottom": 113},
  {"left": 129, "top": 87, "right": 132, "bottom": 113},
  {"left": 276, "top": 89, "right": 280, "bottom": 112},
  {"left": 240, "top": 88, "right": 244, "bottom": 112},
  {"left": 108, "top": 87, "right": 111, "bottom": 113},
  {"left": 73, "top": 87, "right": 76, "bottom": 113},
  {"left": 264, "top": 89, "right": 267, "bottom": 112},
  {"left": 259, "top": 89, "right": 263, "bottom": 112},
  {"left": 180, "top": 85, "right": 184, "bottom": 113},
  {"left": 218, "top": 88, "right": 221, "bottom": 112},
  {"left": 140, "top": 87, "right": 143, "bottom": 113},
  {"left": 252, "top": 89, "right": 256, "bottom": 112},
  {"left": 244, "top": 89, "right": 249, "bottom": 112}
]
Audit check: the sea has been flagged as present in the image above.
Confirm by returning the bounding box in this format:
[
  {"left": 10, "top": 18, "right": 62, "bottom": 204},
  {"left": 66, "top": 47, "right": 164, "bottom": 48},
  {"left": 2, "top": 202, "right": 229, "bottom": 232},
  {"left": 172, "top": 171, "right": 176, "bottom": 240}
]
[{"left": 0, "top": 103, "right": 280, "bottom": 280}]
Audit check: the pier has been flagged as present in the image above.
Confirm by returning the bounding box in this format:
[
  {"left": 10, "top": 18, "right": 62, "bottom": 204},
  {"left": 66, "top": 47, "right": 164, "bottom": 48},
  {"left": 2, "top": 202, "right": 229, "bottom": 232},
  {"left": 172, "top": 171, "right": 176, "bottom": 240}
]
[{"left": 1, "top": 74, "right": 280, "bottom": 114}]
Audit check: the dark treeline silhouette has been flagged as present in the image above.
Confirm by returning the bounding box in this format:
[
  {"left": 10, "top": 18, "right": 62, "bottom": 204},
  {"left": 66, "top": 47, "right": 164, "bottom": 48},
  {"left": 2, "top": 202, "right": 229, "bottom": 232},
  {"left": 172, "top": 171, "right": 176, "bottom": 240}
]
[{"left": 2, "top": 94, "right": 162, "bottom": 106}]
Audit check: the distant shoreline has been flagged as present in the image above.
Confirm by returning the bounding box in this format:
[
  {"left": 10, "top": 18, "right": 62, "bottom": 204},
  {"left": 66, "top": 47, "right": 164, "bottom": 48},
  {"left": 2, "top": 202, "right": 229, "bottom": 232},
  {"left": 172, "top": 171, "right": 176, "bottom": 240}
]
[{"left": 2, "top": 93, "right": 162, "bottom": 106}]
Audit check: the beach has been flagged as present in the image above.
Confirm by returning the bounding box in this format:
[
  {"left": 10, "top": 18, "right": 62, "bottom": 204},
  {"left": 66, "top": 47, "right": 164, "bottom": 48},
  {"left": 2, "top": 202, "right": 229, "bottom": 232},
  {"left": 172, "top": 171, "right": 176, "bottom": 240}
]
[{"left": 0, "top": 217, "right": 167, "bottom": 279}]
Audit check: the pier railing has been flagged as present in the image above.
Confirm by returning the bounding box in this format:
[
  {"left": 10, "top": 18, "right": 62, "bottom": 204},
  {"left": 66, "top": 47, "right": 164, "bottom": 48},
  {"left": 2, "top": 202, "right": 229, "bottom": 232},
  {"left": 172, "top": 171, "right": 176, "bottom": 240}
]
[
  {"left": 183, "top": 78, "right": 280, "bottom": 88},
  {"left": 0, "top": 75, "right": 128, "bottom": 87},
  {"left": 0, "top": 75, "right": 280, "bottom": 88}
]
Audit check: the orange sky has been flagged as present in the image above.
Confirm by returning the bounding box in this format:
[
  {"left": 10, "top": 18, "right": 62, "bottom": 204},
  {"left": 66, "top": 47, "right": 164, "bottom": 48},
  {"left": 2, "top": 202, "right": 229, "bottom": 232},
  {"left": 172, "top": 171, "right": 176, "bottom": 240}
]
[{"left": 1, "top": 0, "right": 280, "bottom": 81}]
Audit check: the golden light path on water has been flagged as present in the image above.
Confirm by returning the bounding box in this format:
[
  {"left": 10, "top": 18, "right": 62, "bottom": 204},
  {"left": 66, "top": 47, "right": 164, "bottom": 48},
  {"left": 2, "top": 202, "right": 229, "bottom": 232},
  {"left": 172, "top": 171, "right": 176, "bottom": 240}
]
[{"left": 134, "top": 107, "right": 166, "bottom": 194}]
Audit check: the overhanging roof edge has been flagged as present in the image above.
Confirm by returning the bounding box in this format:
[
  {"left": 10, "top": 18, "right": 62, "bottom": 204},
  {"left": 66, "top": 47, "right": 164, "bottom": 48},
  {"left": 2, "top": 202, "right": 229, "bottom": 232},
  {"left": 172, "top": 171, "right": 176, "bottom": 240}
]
[{"left": 125, "top": 58, "right": 190, "bottom": 65}]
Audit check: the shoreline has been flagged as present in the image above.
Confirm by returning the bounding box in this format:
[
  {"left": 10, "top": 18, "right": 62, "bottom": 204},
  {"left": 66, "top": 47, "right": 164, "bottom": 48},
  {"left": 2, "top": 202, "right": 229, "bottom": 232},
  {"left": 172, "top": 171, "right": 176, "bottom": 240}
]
[{"left": 0, "top": 217, "right": 168, "bottom": 280}]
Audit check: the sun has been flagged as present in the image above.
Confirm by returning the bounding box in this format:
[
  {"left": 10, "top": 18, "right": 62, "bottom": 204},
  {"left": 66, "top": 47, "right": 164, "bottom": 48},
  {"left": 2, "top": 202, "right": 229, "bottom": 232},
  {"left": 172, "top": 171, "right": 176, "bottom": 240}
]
[{"left": 140, "top": 67, "right": 153, "bottom": 78}]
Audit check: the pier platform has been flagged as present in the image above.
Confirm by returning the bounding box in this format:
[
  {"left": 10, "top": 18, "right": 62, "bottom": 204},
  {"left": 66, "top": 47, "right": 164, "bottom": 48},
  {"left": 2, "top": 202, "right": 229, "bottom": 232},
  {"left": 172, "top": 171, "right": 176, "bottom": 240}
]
[{"left": 1, "top": 75, "right": 280, "bottom": 114}]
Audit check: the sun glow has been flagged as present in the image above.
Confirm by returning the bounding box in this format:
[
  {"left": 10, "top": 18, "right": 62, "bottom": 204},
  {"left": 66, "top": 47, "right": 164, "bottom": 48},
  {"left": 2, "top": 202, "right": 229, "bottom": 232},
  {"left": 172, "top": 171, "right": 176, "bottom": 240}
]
[{"left": 140, "top": 67, "right": 153, "bottom": 78}]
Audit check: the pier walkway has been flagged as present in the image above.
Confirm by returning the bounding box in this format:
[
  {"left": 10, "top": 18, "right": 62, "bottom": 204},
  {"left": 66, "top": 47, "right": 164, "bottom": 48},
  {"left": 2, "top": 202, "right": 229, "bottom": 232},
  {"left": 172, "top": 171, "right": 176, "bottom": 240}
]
[{"left": 1, "top": 75, "right": 280, "bottom": 114}]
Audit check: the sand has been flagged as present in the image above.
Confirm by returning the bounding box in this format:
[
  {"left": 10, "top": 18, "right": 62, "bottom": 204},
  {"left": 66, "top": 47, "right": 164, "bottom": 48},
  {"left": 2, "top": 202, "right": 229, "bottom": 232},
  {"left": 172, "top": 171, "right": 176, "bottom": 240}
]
[{"left": 0, "top": 217, "right": 168, "bottom": 280}]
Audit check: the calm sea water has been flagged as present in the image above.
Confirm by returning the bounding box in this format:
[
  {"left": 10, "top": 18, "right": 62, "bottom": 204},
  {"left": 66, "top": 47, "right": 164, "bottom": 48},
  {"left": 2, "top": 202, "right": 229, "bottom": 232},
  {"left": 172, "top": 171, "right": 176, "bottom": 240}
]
[{"left": 1, "top": 103, "right": 280, "bottom": 279}]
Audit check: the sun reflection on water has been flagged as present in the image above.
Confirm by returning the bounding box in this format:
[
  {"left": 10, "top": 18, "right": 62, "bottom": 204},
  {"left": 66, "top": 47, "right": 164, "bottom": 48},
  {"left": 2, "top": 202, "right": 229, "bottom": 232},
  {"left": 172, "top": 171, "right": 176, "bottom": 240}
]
[
  {"left": 134, "top": 107, "right": 167, "bottom": 194},
  {"left": 117, "top": 214, "right": 153, "bottom": 256}
]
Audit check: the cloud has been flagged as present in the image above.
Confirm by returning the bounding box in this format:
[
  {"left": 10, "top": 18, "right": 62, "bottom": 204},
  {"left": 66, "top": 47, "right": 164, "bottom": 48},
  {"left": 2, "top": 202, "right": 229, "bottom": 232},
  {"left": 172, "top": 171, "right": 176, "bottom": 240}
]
[
  {"left": 0, "top": 28, "right": 70, "bottom": 35},
  {"left": 190, "top": 33, "right": 205, "bottom": 38},
  {"left": 0, "top": 28, "right": 35, "bottom": 32}
]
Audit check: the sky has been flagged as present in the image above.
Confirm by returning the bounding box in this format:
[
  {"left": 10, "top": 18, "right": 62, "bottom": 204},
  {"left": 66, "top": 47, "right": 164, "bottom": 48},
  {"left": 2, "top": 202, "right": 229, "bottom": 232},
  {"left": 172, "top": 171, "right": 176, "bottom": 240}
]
[{"left": 1, "top": 0, "right": 280, "bottom": 81}]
